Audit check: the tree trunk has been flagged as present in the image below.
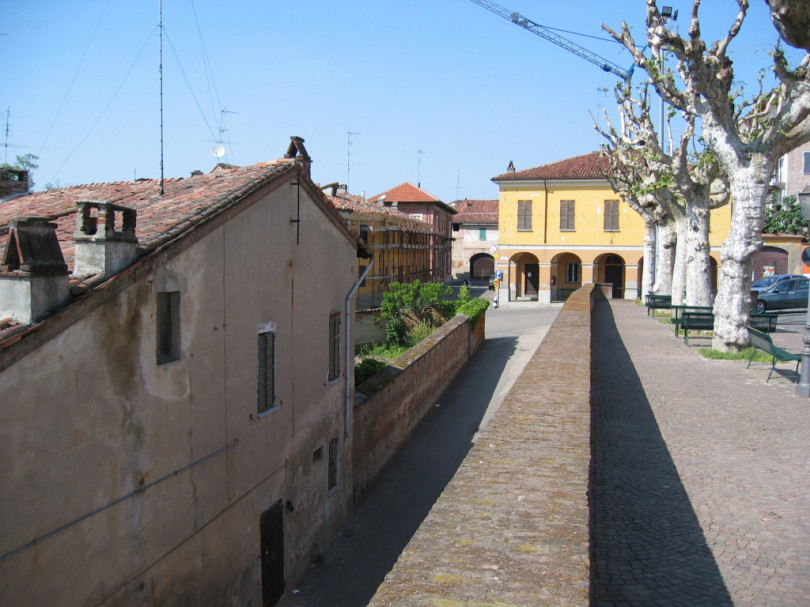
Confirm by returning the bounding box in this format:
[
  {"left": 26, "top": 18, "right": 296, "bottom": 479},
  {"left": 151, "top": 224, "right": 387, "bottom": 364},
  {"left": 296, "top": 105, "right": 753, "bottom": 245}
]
[
  {"left": 653, "top": 220, "right": 676, "bottom": 295},
  {"left": 671, "top": 213, "right": 687, "bottom": 305},
  {"left": 712, "top": 165, "right": 769, "bottom": 351},
  {"left": 641, "top": 221, "right": 657, "bottom": 300},
  {"left": 685, "top": 202, "right": 714, "bottom": 307}
]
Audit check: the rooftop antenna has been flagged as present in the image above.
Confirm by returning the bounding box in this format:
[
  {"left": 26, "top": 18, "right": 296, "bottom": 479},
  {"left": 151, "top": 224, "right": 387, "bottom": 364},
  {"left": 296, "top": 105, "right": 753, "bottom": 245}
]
[
  {"left": 417, "top": 148, "right": 424, "bottom": 188},
  {"left": 347, "top": 131, "right": 359, "bottom": 193},
  {"left": 159, "top": 0, "right": 165, "bottom": 194},
  {"left": 456, "top": 170, "right": 462, "bottom": 201}
]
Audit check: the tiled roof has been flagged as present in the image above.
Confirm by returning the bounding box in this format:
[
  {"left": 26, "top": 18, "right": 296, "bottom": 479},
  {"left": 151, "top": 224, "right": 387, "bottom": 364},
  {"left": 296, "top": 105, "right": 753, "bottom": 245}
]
[
  {"left": 492, "top": 151, "right": 609, "bottom": 182},
  {"left": 369, "top": 182, "right": 440, "bottom": 204},
  {"left": 328, "top": 191, "right": 425, "bottom": 224},
  {"left": 450, "top": 199, "right": 498, "bottom": 225},
  {"left": 0, "top": 159, "right": 364, "bottom": 270}
]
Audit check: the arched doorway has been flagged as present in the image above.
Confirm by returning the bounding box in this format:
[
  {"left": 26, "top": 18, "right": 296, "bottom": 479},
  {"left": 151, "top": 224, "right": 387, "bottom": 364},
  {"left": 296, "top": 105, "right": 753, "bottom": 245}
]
[
  {"left": 600, "top": 253, "right": 626, "bottom": 299},
  {"left": 508, "top": 252, "right": 540, "bottom": 300},
  {"left": 753, "top": 246, "right": 788, "bottom": 280},
  {"left": 470, "top": 253, "right": 495, "bottom": 279},
  {"left": 551, "top": 252, "right": 582, "bottom": 301}
]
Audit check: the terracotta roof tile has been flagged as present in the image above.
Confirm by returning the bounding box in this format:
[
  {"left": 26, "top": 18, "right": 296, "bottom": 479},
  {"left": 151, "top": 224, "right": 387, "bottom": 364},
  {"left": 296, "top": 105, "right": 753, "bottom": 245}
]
[
  {"left": 492, "top": 151, "right": 609, "bottom": 182},
  {"left": 0, "top": 161, "right": 296, "bottom": 269},
  {"left": 369, "top": 182, "right": 441, "bottom": 204},
  {"left": 450, "top": 199, "right": 498, "bottom": 225}
]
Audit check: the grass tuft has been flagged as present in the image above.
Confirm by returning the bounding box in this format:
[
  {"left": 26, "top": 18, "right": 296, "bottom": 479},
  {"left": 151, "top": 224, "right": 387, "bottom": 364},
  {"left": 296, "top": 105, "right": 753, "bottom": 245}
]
[{"left": 698, "top": 346, "right": 771, "bottom": 363}]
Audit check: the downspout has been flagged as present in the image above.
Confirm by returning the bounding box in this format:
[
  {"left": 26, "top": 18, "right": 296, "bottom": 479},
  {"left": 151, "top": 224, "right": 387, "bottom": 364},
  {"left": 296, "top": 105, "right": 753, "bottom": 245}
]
[
  {"left": 344, "top": 255, "right": 374, "bottom": 437},
  {"left": 543, "top": 179, "right": 549, "bottom": 244}
]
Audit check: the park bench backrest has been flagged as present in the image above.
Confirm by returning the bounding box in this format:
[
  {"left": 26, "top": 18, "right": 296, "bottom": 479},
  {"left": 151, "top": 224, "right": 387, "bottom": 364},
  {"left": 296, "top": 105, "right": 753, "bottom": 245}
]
[{"left": 747, "top": 326, "right": 773, "bottom": 352}]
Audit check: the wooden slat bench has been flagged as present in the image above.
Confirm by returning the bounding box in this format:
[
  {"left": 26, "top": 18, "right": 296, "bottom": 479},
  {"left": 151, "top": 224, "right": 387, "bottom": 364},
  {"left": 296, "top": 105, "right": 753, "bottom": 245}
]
[{"left": 745, "top": 325, "right": 800, "bottom": 383}]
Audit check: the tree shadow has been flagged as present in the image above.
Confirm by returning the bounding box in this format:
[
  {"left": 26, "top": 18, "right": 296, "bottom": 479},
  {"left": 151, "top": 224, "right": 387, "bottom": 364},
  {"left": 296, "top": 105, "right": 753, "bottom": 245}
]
[{"left": 590, "top": 300, "right": 733, "bottom": 606}]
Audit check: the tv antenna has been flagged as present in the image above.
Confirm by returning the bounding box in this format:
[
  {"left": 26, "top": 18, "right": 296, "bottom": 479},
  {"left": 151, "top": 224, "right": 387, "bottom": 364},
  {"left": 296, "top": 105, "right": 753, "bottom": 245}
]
[{"left": 347, "top": 131, "right": 359, "bottom": 193}]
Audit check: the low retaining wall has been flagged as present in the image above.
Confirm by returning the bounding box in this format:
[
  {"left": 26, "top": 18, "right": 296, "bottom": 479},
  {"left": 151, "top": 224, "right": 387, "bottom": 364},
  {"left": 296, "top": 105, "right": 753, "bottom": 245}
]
[
  {"left": 367, "top": 285, "right": 597, "bottom": 606},
  {"left": 352, "top": 312, "right": 486, "bottom": 501}
]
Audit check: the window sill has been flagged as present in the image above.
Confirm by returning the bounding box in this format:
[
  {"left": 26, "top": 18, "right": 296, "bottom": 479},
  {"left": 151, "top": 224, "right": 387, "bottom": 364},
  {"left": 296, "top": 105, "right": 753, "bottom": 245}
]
[
  {"left": 517, "top": 228, "right": 533, "bottom": 232},
  {"left": 251, "top": 407, "right": 278, "bottom": 422}
]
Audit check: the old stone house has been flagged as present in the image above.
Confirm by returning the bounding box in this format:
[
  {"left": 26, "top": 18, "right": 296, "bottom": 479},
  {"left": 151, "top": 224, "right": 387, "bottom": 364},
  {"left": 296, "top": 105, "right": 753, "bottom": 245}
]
[{"left": 0, "top": 138, "right": 370, "bottom": 606}]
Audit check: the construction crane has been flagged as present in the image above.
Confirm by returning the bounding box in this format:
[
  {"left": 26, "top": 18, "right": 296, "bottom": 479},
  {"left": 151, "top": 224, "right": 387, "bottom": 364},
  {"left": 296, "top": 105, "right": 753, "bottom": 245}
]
[{"left": 468, "top": 0, "right": 632, "bottom": 81}]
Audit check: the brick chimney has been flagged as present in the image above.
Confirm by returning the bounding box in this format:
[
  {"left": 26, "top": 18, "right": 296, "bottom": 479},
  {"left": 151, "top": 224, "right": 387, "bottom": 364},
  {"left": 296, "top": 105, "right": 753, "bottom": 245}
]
[
  {"left": 284, "top": 136, "right": 312, "bottom": 176},
  {"left": 0, "top": 167, "right": 31, "bottom": 201},
  {"left": 0, "top": 217, "right": 70, "bottom": 324},
  {"left": 73, "top": 200, "right": 138, "bottom": 278}
]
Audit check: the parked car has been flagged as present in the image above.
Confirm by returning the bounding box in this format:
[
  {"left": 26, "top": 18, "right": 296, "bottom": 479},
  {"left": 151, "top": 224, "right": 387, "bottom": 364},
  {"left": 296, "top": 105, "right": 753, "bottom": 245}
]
[
  {"left": 751, "top": 274, "right": 805, "bottom": 292},
  {"left": 488, "top": 275, "right": 496, "bottom": 290},
  {"left": 755, "top": 277, "right": 809, "bottom": 313}
]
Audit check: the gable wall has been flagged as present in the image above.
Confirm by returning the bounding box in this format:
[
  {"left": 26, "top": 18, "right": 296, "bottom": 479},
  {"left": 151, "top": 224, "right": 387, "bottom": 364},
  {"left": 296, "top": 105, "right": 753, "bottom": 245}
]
[{"left": 0, "top": 177, "right": 358, "bottom": 606}]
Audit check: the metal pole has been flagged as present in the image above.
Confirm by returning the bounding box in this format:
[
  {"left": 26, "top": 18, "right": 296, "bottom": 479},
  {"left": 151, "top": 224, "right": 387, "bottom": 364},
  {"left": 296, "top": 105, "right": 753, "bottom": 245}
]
[{"left": 796, "top": 286, "right": 810, "bottom": 396}]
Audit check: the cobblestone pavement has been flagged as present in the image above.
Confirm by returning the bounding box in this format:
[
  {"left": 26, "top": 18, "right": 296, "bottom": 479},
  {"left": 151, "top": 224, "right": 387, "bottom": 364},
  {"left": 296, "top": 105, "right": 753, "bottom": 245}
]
[{"left": 591, "top": 300, "right": 810, "bottom": 606}]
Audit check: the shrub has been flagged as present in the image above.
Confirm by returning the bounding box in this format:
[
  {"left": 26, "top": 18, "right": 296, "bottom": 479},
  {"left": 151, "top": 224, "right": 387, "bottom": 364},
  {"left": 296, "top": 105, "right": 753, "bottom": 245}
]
[
  {"left": 355, "top": 358, "right": 387, "bottom": 386},
  {"left": 457, "top": 297, "right": 490, "bottom": 329}
]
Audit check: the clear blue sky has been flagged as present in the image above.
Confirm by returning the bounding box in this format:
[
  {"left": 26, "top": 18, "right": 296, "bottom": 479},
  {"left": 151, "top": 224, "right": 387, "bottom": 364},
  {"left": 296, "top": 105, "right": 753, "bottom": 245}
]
[{"left": 2, "top": 1, "right": 799, "bottom": 204}]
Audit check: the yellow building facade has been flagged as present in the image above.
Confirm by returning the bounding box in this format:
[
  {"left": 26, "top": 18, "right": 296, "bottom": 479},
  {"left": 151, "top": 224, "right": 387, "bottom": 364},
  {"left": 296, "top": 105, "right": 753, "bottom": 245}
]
[{"left": 493, "top": 152, "right": 732, "bottom": 303}]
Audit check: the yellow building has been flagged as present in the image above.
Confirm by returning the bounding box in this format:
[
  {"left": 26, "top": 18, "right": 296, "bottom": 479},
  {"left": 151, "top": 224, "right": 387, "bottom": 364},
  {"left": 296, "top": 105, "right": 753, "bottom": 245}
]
[{"left": 492, "top": 152, "right": 731, "bottom": 303}]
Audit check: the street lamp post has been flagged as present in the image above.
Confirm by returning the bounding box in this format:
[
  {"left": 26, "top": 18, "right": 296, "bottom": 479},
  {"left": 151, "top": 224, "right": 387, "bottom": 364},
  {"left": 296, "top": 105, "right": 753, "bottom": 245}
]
[{"left": 795, "top": 186, "right": 810, "bottom": 396}]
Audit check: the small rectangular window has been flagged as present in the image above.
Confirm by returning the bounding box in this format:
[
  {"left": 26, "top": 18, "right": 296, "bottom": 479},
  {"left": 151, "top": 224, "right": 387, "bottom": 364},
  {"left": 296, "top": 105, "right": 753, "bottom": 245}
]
[
  {"left": 479, "top": 228, "right": 486, "bottom": 241},
  {"left": 258, "top": 330, "right": 276, "bottom": 414},
  {"left": 804, "top": 152, "right": 810, "bottom": 174},
  {"left": 560, "top": 200, "right": 575, "bottom": 231},
  {"left": 604, "top": 200, "right": 620, "bottom": 231},
  {"left": 327, "top": 436, "right": 339, "bottom": 491},
  {"left": 517, "top": 200, "right": 532, "bottom": 231},
  {"left": 328, "top": 313, "right": 340, "bottom": 381},
  {"left": 156, "top": 291, "right": 180, "bottom": 364}
]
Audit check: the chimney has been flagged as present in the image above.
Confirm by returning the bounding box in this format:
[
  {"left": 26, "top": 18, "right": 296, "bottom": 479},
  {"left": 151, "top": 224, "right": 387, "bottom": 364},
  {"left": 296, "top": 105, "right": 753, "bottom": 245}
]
[
  {"left": 73, "top": 201, "right": 138, "bottom": 278},
  {"left": 0, "top": 167, "right": 31, "bottom": 201},
  {"left": 284, "top": 136, "right": 312, "bottom": 176},
  {"left": 190, "top": 169, "right": 203, "bottom": 177},
  {"left": 507, "top": 161, "right": 515, "bottom": 173},
  {"left": 0, "top": 217, "right": 70, "bottom": 324}
]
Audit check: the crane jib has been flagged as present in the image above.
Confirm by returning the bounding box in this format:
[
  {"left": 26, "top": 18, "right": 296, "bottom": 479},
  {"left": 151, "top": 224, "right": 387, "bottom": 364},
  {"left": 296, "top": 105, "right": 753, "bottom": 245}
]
[{"left": 469, "top": 0, "right": 632, "bottom": 81}]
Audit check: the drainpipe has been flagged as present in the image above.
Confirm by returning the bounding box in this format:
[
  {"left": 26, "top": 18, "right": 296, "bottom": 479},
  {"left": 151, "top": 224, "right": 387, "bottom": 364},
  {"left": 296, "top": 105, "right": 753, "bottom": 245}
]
[{"left": 344, "top": 256, "right": 374, "bottom": 437}]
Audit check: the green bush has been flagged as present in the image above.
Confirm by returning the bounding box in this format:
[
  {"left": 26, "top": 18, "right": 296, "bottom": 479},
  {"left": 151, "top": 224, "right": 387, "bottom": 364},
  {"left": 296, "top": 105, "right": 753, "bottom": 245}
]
[
  {"left": 355, "top": 358, "right": 387, "bottom": 386},
  {"left": 457, "top": 297, "right": 490, "bottom": 329}
]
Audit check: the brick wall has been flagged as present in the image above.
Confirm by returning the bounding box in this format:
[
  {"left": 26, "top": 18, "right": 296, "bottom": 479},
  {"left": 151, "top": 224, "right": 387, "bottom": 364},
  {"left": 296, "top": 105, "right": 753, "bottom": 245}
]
[
  {"left": 353, "top": 312, "right": 486, "bottom": 501},
  {"left": 367, "top": 285, "right": 596, "bottom": 606}
]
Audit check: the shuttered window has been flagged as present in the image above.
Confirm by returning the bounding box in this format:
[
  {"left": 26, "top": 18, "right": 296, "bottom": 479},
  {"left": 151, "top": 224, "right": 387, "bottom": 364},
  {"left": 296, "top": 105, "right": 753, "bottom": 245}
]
[
  {"left": 328, "top": 313, "right": 340, "bottom": 381},
  {"left": 156, "top": 292, "right": 180, "bottom": 364},
  {"left": 604, "top": 200, "right": 620, "bottom": 231},
  {"left": 804, "top": 151, "right": 810, "bottom": 174},
  {"left": 560, "top": 200, "right": 575, "bottom": 231},
  {"left": 258, "top": 330, "right": 276, "bottom": 414},
  {"left": 517, "top": 200, "right": 532, "bottom": 231}
]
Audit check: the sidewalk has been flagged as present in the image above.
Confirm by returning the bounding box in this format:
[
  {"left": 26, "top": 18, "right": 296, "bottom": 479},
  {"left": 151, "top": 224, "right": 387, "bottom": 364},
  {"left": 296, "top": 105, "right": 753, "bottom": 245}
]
[{"left": 591, "top": 300, "right": 810, "bottom": 605}]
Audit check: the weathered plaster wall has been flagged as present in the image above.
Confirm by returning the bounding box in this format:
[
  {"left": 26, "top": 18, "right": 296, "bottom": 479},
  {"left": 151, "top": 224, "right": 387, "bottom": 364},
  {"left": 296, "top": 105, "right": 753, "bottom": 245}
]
[{"left": 0, "top": 177, "right": 358, "bottom": 606}]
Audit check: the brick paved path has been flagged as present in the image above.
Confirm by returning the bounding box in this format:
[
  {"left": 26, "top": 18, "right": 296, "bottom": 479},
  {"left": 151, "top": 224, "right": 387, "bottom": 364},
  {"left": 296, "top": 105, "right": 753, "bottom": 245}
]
[{"left": 591, "top": 300, "right": 810, "bottom": 606}]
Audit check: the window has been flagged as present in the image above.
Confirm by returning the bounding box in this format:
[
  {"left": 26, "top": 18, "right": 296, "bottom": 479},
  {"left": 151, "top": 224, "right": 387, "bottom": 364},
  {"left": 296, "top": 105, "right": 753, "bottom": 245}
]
[
  {"left": 604, "top": 200, "right": 620, "bottom": 231},
  {"left": 258, "top": 330, "right": 276, "bottom": 414},
  {"left": 327, "top": 436, "right": 339, "bottom": 492},
  {"left": 517, "top": 200, "right": 532, "bottom": 231},
  {"left": 479, "top": 228, "right": 487, "bottom": 241},
  {"left": 328, "top": 313, "right": 340, "bottom": 381},
  {"left": 565, "top": 262, "right": 581, "bottom": 284},
  {"left": 560, "top": 200, "right": 575, "bottom": 231},
  {"left": 804, "top": 151, "right": 810, "bottom": 174},
  {"left": 156, "top": 291, "right": 180, "bottom": 364}
]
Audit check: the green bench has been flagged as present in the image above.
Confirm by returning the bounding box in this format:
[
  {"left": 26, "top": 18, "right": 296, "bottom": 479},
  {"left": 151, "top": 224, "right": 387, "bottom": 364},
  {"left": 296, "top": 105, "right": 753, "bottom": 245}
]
[
  {"left": 681, "top": 310, "right": 714, "bottom": 346},
  {"left": 646, "top": 294, "right": 672, "bottom": 316},
  {"left": 749, "top": 312, "right": 779, "bottom": 333},
  {"left": 671, "top": 305, "right": 713, "bottom": 337},
  {"left": 745, "top": 325, "right": 801, "bottom": 383}
]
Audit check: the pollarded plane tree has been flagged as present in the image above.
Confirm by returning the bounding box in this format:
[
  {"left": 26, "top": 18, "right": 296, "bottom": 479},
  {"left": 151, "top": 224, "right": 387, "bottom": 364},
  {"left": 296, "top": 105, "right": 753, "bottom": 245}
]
[
  {"left": 595, "top": 82, "right": 729, "bottom": 307},
  {"left": 605, "top": 0, "right": 810, "bottom": 351}
]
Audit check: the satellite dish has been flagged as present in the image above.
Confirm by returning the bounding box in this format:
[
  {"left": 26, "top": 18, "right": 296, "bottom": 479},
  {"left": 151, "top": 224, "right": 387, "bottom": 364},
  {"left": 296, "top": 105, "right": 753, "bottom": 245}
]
[{"left": 211, "top": 144, "right": 226, "bottom": 158}]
